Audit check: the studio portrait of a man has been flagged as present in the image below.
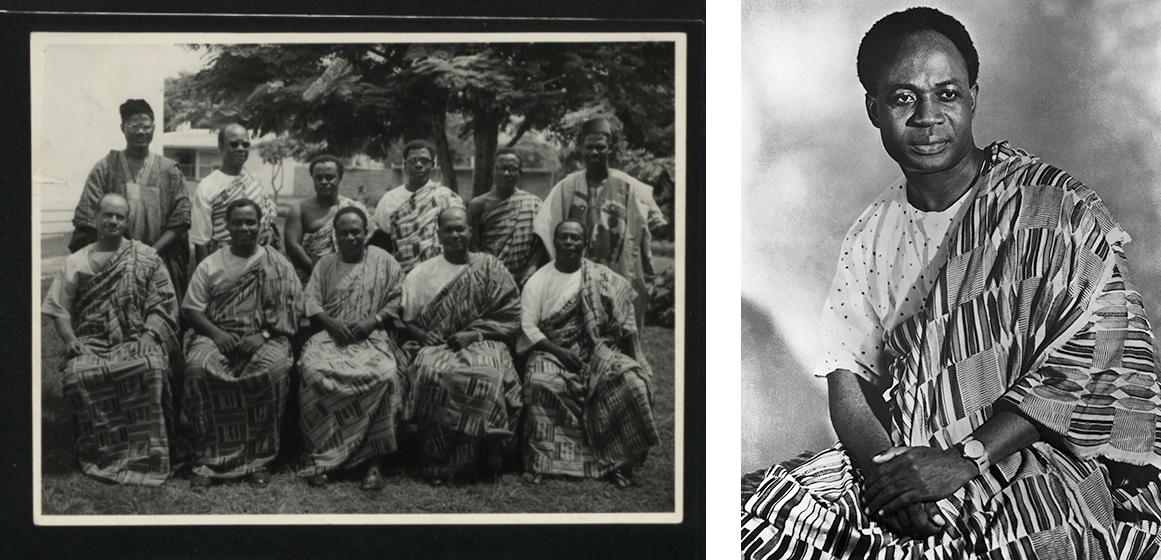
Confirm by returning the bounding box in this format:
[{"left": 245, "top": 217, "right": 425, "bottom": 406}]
[{"left": 740, "top": 3, "right": 1161, "bottom": 558}]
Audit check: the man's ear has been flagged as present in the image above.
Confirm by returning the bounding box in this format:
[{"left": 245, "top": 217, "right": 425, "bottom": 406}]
[
  {"left": 865, "top": 93, "right": 881, "bottom": 129},
  {"left": 969, "top": 83, "right": 979, "bottom": 114}
]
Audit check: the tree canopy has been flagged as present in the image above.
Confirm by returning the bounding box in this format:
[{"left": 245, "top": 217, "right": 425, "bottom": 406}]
[{"left": 165, "top": 41, "right": 676, "bottom": 198}]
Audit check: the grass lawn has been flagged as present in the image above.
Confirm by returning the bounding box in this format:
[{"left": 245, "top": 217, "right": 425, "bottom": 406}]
[{"left": 37, "top": 235, "right": 677, "bottom": 516}]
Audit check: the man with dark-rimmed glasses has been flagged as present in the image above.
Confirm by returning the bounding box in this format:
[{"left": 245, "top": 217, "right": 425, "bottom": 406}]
[{"left": 368, "top": 139, "right": 464, "bottom": 272}]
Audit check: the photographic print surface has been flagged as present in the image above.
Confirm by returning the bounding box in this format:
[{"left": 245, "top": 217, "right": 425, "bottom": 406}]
[{"left": 32, "top": 30, "right": 687, "bottom": 525}]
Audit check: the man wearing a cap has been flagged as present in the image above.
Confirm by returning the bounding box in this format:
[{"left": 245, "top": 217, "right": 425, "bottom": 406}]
[{"left": 68, "top": 99, "right": 191, "bottom": 299}]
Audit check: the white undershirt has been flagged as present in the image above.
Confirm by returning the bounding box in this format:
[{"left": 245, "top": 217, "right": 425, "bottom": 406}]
[{"left": 520, "top": 263, "right": 583, "bottom": 346}]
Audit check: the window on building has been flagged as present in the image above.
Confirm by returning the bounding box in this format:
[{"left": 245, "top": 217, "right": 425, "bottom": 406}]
[{"left": 173, "top": 150, "right": 195, "bottom": 179}]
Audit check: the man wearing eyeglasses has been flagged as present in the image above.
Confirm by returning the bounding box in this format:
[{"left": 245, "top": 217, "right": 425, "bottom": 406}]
[
  {"left": 368, "top": 139, "right": 464, "bottom": 272},
  {"left": 68, "top": 98, "right": 191, "bottom": 300},
  {"left": 190, "top": 123, "right": 282, "bottom": 266}
]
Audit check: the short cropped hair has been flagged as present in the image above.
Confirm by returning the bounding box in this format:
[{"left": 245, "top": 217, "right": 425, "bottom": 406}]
[
  {"left": 225, "top": 198, "right": 263, "bottom": 223},
  {"left": 402, "top": 139, "right": 436, "bottom": 161},
  {"left": 333, "top": 205, "right": 368, "bottom": 230},
  {"left": 309, "top": 154, "right": 345, "bottom": 179},
  {"left": 493, "top": 147, "right": 523, "bottom": 167},
  {"left": 119, "top": 99, "right": 154, "bottom": 121},
  {"left": 554, "top": 219, "right": 587, "bottom": 239},
  {"left": 856, "top": 7, "right": 978, "bottom": 93}
]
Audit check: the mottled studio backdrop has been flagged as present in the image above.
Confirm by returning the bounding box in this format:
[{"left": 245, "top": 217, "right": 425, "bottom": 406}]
[{"left": 741, "top": 0, "right": 1161, "bottom": 473}]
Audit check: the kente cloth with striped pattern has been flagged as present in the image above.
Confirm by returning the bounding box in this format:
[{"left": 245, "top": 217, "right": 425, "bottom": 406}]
[
  {"left": 69, "top": 150, "right": 191, "bottom": 301},
  {"left": 522, "top": 260, "right": 658, "bottom": 478},
  {"left": 194, "top": 171, "right": 281, "bottom": 253},
  {"left": 388, "top": 182, "right": 464, "bottom": 272},
  {"left": 402, "top": 253, "right": 522, "bottom": 478},
  {"left": 298, "top": 196, "right": 367, "bottom": 283},
  {"left": 742, "top": 142, "right": 1161, "bottom": 559},
  {"left": 182, "top": 247, "right": 302, "bottom": 479},
  {"left": 473, "top": 189, "right": 542, "bottom": 285},
  {"left": 58, "top": 240, "right": 180, "bottom": 486},
  {"left": 297, "top": 247, "right": 409, "bottom": 476},
  {"left": 533, "top": 168, "right": 666, "bottom": 336}
]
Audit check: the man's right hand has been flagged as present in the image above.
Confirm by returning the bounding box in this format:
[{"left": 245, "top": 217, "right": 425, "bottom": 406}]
[
  {"left": 874, "top": 501, "right": 948, "bottom": 540},
  {"left": 65, "top": 340, "right": 89, "bottom": 357},
  {"left": 324, "top": 318, "right": 355, "bottom": 346},
  {"left": 211, "top": 332, "right": 240, "bottom": 355},
  {"left": 554, "top": 347, "right": 584, "bottom": 372}
]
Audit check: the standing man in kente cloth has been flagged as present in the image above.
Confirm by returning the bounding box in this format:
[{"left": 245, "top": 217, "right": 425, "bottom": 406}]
[
  {"left": 189, "top": 123, "right": 281, "bottom": 265},
  {"left": 182, "top": 198, "right": 302, "bottom": 488},
  {"left": 532, "top": 117, "right": 667, "bottom": 336},
  {"left": 397, "top": 207, "right": 522, "bottom": 485},
  {"left": 284, "top": 154, "right": 370, "bottom": 284},
  {"left": 44, "top": 193, "right": 181, "bottom": 486},
  {"left": 741, "top": 7, "right": 1161, "bottom": 559},
  {"left": 368, "top": 139, "right": 464, "bottom": 272},
  {"left": 519, "top": 220, "right": 658, "bottom": 488},
  {"left": 69, "top": 99, "right": 191, "bottom": 300},
  {"left": 468, "top": 147, "right": 543, "bottom": 287}
]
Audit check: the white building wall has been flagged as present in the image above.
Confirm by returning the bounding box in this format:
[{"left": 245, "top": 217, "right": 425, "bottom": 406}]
[{"left": 33, "top": 41, "right": 200, "bottom": 236}]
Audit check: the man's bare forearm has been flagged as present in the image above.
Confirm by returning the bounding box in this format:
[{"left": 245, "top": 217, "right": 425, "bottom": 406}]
[{"left": 828, "top": 369, "right": 893, "bottom": 473}]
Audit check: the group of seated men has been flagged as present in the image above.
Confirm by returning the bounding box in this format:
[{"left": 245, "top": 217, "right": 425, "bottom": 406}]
[{"left": 44, "top": 98, "right": 669, "bottom": 491}]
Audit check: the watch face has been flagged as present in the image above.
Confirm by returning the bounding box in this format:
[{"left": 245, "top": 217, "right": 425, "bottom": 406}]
[{"left": 963, "top": 440, "right": 985, "bottom": 458}]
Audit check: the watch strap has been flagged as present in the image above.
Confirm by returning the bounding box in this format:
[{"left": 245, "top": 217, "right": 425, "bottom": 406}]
[{"left": 957, "top": 436, "right": 990, "bottom": 474}]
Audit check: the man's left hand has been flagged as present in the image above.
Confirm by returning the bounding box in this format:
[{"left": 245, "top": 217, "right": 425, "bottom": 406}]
[
  {"left": 137, "top": 331, "right": 161, "bottom": 353},
  {"left": 234, "top": 333, "right": 265, "bottom": 357},
  {"left": 446, "top": 331, "right": 478, "bottom": 350},
  {"left": 348, "top": 318, "right": 379, "bottom": 341},
  {"left": 863, "top": 446, "right": 976, "bottom": 517}
]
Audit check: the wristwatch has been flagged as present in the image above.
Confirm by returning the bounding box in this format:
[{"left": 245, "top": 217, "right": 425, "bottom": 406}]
[
  {"left": 956, "top": 436, "right": 990, "bottom": 475},
  {"left": 261, "top": 329, "right": 272, "bottom": 341}
]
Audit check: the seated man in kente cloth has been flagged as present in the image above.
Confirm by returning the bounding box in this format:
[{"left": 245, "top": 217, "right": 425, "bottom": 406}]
[
  {"left": 297, "top": 206, "right": 407, "bottom": 492},
  {"left": 43, "top": 193, "right": 180, "bottom": 486},
  {"left": 468, "top": 147, "right": 543, "bottom": 287},
  {"left": 284, "top": 154, "right": 370, "bottom": 283},
  {"left": 741, "top": 7, "right": 1161, "bottom": 559},
  {"left": 368, "top": 139, "right": 464, "bottom": 272},
  {"left": 519, "top": 220, "right": 658, "bottom": 487},
  {"left": 397, "top": 207, "right": 522, "bottom": 484},
  {"left": 69, "top": 98, "right": 190, "bottom": 300},
  {"left": 190, "top": 123, "right": 281, "bottom": 266},
  {"left": 182, "top": 198, "right": 302, "bottom": 488}
]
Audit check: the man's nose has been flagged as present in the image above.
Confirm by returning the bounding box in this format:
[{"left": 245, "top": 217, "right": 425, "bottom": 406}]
[{"left": 910, "top": 98, "right": 944, "bottom": 127}]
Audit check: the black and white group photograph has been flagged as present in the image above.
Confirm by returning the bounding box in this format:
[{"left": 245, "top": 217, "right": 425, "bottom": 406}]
[
  {"left": 31, "top": 31, "right": 686, "bottom": 524},
  {"left": 740, "top": 1, "right": 1161, "bottom": 558}
]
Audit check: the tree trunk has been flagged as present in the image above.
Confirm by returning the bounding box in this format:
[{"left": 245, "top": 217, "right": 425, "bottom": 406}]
[
  {"left": 426, "top": 106, "right": 457, "bottom": 194},
  {"left": 471, "top": 110, "right": 505, "bottom": 198}
]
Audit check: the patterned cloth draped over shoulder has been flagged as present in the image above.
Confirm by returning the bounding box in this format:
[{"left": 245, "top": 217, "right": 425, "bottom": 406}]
[
  {"left": 193, "top": 170, "right": 282, "bottom": 253},
  {"left": 533, "top": 168, "right": 666, "bottom": 355},
  {"left": 742, "top": 142, "right": 1161, "bottom": 559},
  {"left": 522, "top": 260, "right": 658, "bottom": 478},
  {"left": 388, "top": 183, "right": 464, "bottom": 272},
  {"left": 69, "top": 150, "right": 191, "bottom": 300},
  {"left": 298, "top": 196, "right": 367, "bottom": 283},
  {"left": 402, "top": 253, "right": 522, "bottom": 478},
  {"left": 44, "top": 240, "right": 180, "bottom": 486},
  {"left": 474, "top": 189, "right": 542, "bottom": 286},
  {"left": 182, "top": 247, "right": 302, "bottom": 479},
  {"left": 297, "top": 247, "right": 409, "bottom": 476}
]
